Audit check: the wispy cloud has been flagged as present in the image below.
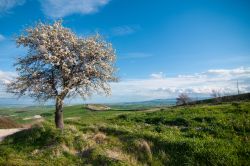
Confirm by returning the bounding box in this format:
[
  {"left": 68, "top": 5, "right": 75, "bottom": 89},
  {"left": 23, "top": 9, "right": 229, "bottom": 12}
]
[
  {"left": 0, "top": 0, "right": 25, "bottom": 13},
  {"left": 0, "top": 70, "right": 16, "bottom": 98},
  {"left": 111, "top": 25, "right": 140, "bottom": 36},
  {"left": 150, "top": 72, "right": 165, "bottom": 79},
  {"left": 0, "top": 70, "right": 16, "bottom": 84},
  {"left": 206, "top": 67, "right": 250, "bottom": 76},
  {"left": 0, "top": 34, "right": 5, "bottom": 41},
  {"left": 40, "top": 0, "right": 110, "bottom": 18}
]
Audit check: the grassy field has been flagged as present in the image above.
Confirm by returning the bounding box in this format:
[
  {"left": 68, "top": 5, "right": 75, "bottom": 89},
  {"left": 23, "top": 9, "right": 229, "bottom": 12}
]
[{"left": 0, "top": 101, "right": 249, "bottom": 165}]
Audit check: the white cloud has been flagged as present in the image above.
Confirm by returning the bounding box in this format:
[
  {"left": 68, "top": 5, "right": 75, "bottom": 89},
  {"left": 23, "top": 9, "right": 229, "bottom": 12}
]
[
  {"left": 0, "top": 0, "right": 110, "bottom": 17},
  {"left": 150, "top": 72, "right": 165, "bottom": 79},
  {"left": 0, "top": 70, "right": 16, "bottom": 84},
  {"left": 0, "top": 34, "right": 5, "bottom": 41},
  {"left": 1, "top": 67, "right": 250, "bottom": 103},
  {"left": 0, "top": 0, "right": 25, "bottom": 13},
  {"left": 0, "top": 70, "right": 16, "bottom": 98},
  {"left": 104, "top": 67, "right": 250, "bottom": 102},
  {"left": 111, "top": 25, "right": 139, "bottom": 36},
  {"left": 40, "top": 0, "right": 110, "bottom": 18},
  {"left": 206, "top": 67, "right": 250, "bottom": 76}
]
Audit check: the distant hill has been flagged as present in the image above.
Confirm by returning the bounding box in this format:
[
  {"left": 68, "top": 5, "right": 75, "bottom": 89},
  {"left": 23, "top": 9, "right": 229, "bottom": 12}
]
[
  {"left": 108, "top": 98, "right": 177, "bottom": 110},
  {"left": 109, "top": 93, "right": 250, "bottom": 110},
  {"left": 190, "top": 93, "right": 250, "bottom": 105}
]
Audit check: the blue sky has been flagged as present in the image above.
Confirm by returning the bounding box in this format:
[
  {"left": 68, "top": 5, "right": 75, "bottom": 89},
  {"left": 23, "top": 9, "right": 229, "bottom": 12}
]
[{"left": 0, "top": 0, "right": 250, "bottom": 104}]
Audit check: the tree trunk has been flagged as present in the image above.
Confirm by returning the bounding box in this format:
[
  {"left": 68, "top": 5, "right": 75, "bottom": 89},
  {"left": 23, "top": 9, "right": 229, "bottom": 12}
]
[{"left": 55, "top": 97, "right": 64, "bottom": 129}]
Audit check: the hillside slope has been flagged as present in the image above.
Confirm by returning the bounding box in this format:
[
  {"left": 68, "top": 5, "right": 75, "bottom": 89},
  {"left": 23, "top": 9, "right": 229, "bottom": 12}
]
[
  {"left": 191, "top": 93, "right": 250, "bottom": 105},
  {"left": 0, "top": 101, "right": 249, "bottom": 165}
]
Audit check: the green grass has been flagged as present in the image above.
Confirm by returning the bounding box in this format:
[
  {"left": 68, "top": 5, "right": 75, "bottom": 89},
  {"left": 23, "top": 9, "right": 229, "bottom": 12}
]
[{"left": 0, "top": 101, "right": 249, "bottom": 165}]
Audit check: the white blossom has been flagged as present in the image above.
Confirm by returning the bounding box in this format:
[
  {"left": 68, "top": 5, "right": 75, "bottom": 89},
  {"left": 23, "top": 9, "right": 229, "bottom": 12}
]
[{"left": 8, "top": 21, "right": 117, "bottom": 102}]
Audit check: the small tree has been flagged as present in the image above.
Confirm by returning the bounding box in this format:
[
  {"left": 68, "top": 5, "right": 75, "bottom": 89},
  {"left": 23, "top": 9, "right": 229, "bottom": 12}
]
[
  {"left": 211, "top": 89, "right": 221, "bottom": 98},
  {"left": 7, "top": 21, "right": 117, "bottom": 129},
  {"left": 211, "top": 89, "right": 222, "bottom": 103},
  {"left": 176, "top": 93, "right": 191, "bottom": 105}
]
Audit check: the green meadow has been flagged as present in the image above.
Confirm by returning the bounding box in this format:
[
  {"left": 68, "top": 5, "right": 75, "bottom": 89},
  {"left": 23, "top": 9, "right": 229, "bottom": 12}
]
[{"left": 0, "top": 100, "right": 249, "bottom": 165}]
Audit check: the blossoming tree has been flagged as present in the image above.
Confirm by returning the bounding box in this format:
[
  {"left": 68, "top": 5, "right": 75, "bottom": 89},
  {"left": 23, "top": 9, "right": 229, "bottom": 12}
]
[
  {"left": 176, "top": 93, "right": 191, "bottom": 105},
  {"left": 7, "top": 21, "right": 117, "bottom": 129}
]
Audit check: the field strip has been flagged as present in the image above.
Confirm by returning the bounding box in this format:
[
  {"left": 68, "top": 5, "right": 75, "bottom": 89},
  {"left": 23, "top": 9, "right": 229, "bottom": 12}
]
[{"left": 138, "top": 108, "right": 161, "bottom": 112}]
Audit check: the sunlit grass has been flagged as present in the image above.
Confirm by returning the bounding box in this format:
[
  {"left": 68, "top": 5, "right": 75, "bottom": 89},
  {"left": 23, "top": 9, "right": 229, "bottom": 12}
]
[{"left": 0, "top": 101, "right": 249, "bottom": 165}]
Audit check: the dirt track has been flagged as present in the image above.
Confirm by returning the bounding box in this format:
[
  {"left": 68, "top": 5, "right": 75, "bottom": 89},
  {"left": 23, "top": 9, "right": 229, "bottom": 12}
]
[{"left": 0, "top": 128, "right": 26, "bottom": 141}]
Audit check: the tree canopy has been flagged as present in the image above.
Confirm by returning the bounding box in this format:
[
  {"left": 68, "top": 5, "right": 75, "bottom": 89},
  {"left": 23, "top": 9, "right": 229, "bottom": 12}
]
[
  {"left": 7, "top": 21, "right": 117, "bottom": 128},
  {"left": 8, "top": 21, "right": 117, "bottom": 101}
]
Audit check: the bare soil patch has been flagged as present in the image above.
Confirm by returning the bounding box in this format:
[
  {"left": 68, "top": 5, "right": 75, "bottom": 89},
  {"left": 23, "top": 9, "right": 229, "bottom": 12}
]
[{"left": 0, "top": 128, "right": 26, "bottom": 141}]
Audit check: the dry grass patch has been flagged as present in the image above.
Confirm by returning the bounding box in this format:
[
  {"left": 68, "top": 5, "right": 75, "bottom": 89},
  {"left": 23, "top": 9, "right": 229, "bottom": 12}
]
[
  {"left": 65, "top": 117, "right": 81, "bottom": 120},
  {"left": 61, "top": 144, "right": 77, "bottom": 155},
  {"left": 135, "top": 139, "right": 152, "bottom": 163},
  {"left": 93, "top": 132, "right": 106, "bottom": 144},
  {"left": 67, "top": 125, "right": 78, "bottom": 133},
  {"left": 0, "top": 117, "right": 22, "bottom": 129},
  {"left": 106, "top": 148, "right": 138, "bottom": 165},
  {"left": 85, "top": 104, "right": 110, "bottom": 111}
]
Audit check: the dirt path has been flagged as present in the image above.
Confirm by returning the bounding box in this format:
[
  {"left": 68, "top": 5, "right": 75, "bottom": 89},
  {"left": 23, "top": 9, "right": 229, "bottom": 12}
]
[
  {"left": 0, "top": 117, "right": 44, "bottom": 142},
  {"left": 0, "top": 128, "right": 27, "bottom": 141}
]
